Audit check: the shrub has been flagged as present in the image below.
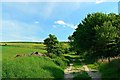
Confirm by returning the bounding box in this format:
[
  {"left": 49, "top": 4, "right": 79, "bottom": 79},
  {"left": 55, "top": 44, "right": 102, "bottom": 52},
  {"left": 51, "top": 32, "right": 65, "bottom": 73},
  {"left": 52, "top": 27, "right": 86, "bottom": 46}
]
[
  {"left": 48, "top": 54, "right": 69, "bottom": 69},
  {"left": 99, "top": 59, "right": 120, "bottom": 79},
  {"left": 73, "top": 71, "right": 92, "bottom": 80}
]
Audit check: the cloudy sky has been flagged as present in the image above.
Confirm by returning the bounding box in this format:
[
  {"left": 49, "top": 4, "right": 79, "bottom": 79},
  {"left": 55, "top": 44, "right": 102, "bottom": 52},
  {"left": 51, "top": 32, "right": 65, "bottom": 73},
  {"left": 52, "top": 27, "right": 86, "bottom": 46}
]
[{"left": 1, "top": 1, "right": 119, "bottom": 42}]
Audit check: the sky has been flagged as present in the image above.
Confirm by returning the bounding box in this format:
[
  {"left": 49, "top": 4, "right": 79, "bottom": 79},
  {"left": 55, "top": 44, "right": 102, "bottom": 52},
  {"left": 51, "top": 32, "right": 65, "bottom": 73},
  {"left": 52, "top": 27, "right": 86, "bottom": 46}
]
[{"left": 1, "top": 1, "right": 119, "bottom": 42}]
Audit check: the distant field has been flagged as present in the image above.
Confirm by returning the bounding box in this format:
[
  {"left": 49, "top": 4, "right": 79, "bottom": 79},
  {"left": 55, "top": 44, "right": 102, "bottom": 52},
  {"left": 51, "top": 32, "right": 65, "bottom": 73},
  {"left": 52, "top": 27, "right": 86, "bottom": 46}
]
[
  {"left": 1, "top": 42, "right": 47, "bottom": 59},
  {"left": 1, "top": 42, "right": 64, "bottom": 78},
  {"left": 0, "top": 42, "right": 46, "bottom": 50},
  {"left": 2, "top": 46, "right": 47, "bottom": 59}
]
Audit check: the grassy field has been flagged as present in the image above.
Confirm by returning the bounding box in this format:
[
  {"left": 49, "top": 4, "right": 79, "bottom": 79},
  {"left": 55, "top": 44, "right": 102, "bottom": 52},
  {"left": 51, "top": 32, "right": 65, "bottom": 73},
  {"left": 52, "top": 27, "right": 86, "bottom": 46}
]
[
  {"left": 1, "top": 42, "right": 64, "bottom": 78},
  {"left": 0, "top": 42, "right": 45, "bottom": 50},
  {"left": 2, "top": 46, "right": 46, "bottom": 59}
]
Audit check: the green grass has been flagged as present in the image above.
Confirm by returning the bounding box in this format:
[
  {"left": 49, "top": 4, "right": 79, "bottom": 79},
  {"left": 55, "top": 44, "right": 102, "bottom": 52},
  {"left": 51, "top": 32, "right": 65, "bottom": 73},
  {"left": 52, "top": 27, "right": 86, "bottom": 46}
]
[
  {"left": 0, "top": 42, "right": 46, "bottom": 50},
  {"left": 0, "top": 61, "right": 1, "bottom": 79},
  {"left": 64, "top": 53, "right": 80, "bottom": 59},
  {"left": 63, "top": 52, "right": 80, "bottom": 62},
  {"left": 99, "top": 58, "right": 120, "bottom": 80},
  {"left": 63, "top": 52, "right": 83, "bottom": 69},
  {"left": 2, "top": 56, "right": 64, "bottom": 78},
  {"left": 73, "top": 62, "right": 83, "bottom": 69},
  {"left": 87, "top": 62, "right": 100, "bottom": 70},
  {"left": 2, "top": 46, "right": 47, "bottom": 59},
  {"left": 0, "top": 46, "right": 2, "bottom": 79},
  {"left": 1, "top": 43, "right": 64, "bottom": 78}
]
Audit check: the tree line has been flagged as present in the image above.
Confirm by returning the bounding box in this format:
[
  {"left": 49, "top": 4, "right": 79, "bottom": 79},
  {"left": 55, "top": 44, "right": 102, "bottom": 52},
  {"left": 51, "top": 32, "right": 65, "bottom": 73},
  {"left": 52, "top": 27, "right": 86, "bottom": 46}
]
[{"left": 44, "top": 12, "right": 120, "bottom": 62}]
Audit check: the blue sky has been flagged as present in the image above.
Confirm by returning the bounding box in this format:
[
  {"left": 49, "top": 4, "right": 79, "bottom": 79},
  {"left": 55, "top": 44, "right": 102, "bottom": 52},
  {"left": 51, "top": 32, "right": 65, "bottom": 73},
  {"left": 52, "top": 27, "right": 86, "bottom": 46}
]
[{"left": 1, "top": 1, "right": 119, "bottom": 42}]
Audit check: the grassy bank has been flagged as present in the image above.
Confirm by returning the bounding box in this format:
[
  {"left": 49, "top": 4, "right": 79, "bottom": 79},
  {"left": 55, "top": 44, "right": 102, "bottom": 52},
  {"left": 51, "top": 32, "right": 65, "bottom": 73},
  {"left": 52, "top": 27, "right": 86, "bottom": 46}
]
[
  {"left": 1, "top": 43, "right": 65, "bottom": 78},
  {"left": 2, "top": 56, "right": 64, "bottom": 78}
]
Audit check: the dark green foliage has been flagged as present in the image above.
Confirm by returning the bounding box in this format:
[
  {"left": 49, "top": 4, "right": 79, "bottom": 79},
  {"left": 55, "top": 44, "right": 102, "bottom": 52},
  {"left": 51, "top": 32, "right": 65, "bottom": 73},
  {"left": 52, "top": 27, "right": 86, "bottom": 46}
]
[
  {"left": 44, "top": 34, "right": 59, "bottom": 53},
  {"left": 71, "top": 12, "right": 120, "bottom": 61},
  {"left": 43, "top": 34, "right": 69, "bottom": 68},
  {"left": 95, "top": 21, "right": 119, "bottom": 59},
  {"left": 49, "top": 54, "right": 69, "bottom": 69},
  {"left": 99, "top": 59, "right": 120, "bottom": 80},
  {"left": 68, "top": 35, "right": 75, "bottom": 51},
  {"left": 73, "top": 13, "right": 108, "bottom": 52},
  {"left": 44, "top": 34, "right": 64, "bottom": 55},
  {"left": 73, "top": 71, "right": 92, "bottom": 80}
]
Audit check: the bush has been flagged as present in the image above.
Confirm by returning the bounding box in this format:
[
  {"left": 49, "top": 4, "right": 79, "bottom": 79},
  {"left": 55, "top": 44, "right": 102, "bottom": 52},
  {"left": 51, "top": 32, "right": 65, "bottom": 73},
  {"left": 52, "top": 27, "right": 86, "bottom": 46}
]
[
  {"left": 99, "top": 59, "right": 120, "bottom": 80},
  {"left": 48, "top": 53, "right": 69, "bottom": 69},
  {"left": 73, "top": 71, "right": 92, "bottom": 80},
  {"left": 53, "top": 56, "right": 69, "bottom": 69},
  {"left": 53, "top": 57, "right": 66, "bottom": 69}
]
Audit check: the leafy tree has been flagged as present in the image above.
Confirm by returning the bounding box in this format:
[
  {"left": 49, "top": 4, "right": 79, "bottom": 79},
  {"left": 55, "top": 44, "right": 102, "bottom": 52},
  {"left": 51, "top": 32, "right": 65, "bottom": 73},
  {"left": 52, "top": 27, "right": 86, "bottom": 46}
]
[
  {"left": 72, "top": 13, "right": 108, "bottom": 54},
  {"left": 44, "top": 34, "right": 63, "bottom": 55},
  {"left": 95, "top": 21, "right": 119, "bottom": 62},
  {"left": 72, "top": 12, "right": 120, "bottom": 62}
]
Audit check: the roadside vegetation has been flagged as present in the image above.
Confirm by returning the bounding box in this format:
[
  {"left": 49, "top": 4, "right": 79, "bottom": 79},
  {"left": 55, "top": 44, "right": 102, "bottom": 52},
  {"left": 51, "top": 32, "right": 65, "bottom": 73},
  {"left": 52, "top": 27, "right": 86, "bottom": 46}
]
[{"left": 99, "top": 58, "right": 120, "bottom": 79}]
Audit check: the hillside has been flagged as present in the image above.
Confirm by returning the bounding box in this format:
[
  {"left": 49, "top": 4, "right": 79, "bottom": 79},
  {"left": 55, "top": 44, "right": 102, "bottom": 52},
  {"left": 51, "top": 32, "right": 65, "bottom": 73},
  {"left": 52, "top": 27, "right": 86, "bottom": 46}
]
[{"left": 1, "top": 44, "right": 65, "bottom": 78}]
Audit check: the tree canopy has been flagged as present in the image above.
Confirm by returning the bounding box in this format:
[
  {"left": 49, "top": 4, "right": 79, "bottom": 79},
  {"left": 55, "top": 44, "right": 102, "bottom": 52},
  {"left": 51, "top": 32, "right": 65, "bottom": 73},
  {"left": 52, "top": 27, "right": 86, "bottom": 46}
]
[
  {"left": 44, "top": 34, "right": 59, "bottom": 53},
  {"left": 71, "top": 12, "right": 120, "bottom": 61},
  {"left": 44, "top": 34, "right": 64, "bottom": 55}
]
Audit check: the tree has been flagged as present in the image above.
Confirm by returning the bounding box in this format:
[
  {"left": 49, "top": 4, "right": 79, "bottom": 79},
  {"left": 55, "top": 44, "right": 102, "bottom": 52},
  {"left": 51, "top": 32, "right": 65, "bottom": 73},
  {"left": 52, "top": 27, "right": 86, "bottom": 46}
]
[
  {"left": 44, "top": 34, "right": 59, "bottom": 53},
  {"left": 68, "top": 35, "right": 75, "bottom": 52},
  {"left": 95, "top": 21, "right": 119, "bottom": 62},
  {"left": 72, "top": 13, "right": 108, "bottom": 55},
  {"left": 44, "top": 34, "right": 63, "bottom": 55},
  {"left": 72, "top": 12, "right": 120, "bottom": 62}
]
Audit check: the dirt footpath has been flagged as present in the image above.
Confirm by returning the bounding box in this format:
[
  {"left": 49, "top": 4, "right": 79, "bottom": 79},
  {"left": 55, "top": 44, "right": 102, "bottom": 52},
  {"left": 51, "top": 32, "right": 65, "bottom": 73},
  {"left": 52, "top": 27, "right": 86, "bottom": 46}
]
[
  {"left": 64, "top": 64, "right": 101, "bottom": 80},
  {"left": 83, "top": 65, "right": 101, "bottom": 80}
]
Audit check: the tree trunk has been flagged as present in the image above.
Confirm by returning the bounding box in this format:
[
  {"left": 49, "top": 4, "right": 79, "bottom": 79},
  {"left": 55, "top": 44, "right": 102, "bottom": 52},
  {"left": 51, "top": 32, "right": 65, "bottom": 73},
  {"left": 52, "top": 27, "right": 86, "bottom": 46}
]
[
  {"left": 108, "top": 57, "right": 111, "bottom": 63},
  {"left": 102, "top": 56, "right": 103, "bottom": 62}
]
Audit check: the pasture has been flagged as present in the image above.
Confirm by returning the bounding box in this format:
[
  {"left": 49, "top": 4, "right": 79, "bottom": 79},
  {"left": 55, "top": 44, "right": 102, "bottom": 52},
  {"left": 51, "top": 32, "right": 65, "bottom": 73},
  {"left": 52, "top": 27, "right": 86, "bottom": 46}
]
[{"left": 1, "top": 42, "right": 64, "bottom": 78}]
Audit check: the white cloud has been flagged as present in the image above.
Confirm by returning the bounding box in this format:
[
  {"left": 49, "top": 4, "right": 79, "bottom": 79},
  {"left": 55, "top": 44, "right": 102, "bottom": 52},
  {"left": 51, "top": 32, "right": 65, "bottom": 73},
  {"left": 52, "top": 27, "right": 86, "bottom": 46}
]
[
  {"left": 34, "top": 21, "right": 39, "bottom": 24},
  {"left": 54, "top": 20, "right": 78, "bottom": 29},
  {"left": 54, "top": 20, "right": 66, "bottom": 25},
  {"left": 95, "top": 0, "right": 106, "bottom": 4},
  {"left": 71, "top": 25, "right": 78, "bottom": 29}
]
